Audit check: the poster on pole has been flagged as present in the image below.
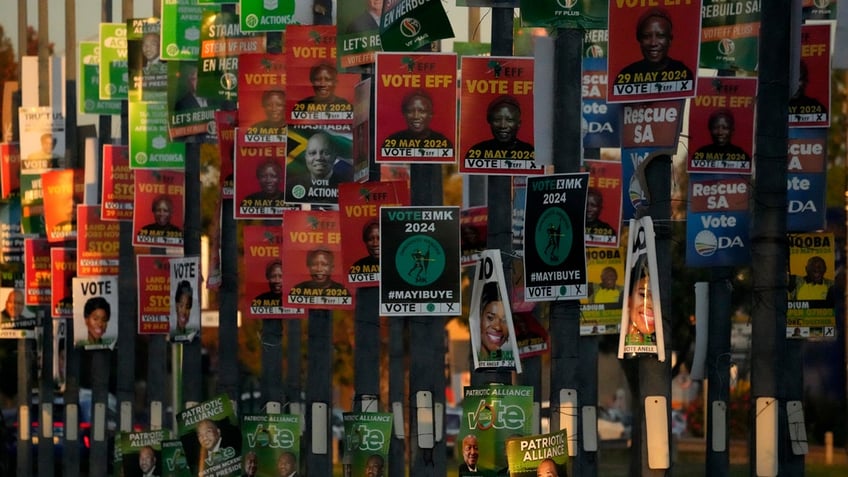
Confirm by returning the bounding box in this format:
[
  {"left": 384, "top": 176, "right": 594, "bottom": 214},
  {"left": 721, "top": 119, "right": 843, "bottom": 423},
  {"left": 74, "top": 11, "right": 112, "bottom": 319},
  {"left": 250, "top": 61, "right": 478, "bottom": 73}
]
[
  {"left": 101, "top": 145, "right": 134, "bottom": 221},
  {"left": 24, "top": 237, "right": 51, "bottom": 308},
  {"left": 787, "top": 233, "right": 836, "bottom": 340},
  {"left": 343, "top": 412, "right": 392, "bottom": 477},
  {"left": 137, "top": 255, "right": 171, "bottom": 335},
  {"left": 240, "top": 414, "right": 301, "bottom": 477},
  {"left": 787, "top": 127, "right": 827, "bottom": 232},
  {"left": 469, "top": 249, "right": 522, "bottom": 373},
  {"left": 77, "top": 204, "right": 121, "bottom": 277},
  {"left": 177, "top": 394, "right": 242, "bottom": 477},
  {"left": 523, "top": 173, "right": 589, "bottom": 302},
  {"left": 789, "top": 23, "right": 831, "bottom": 128},
  {"left": 580, "top": 245, "right": 626, "bottom": 337},
  {"left": 243, "top": 225, "right": 303, "bottom": 319},
  {"left": 42, "top": 168, "right": 83, "bottom": 243},
  {"left": 132, "top": 170, "right": 185, "bottom": 249},
  {"left": 99, "top": 22, "right": 129, "bottom": 101},
  {"left": 73, "top": 275, "right": 119, "bottom": 350},
  {"left": 120, "top": 429, "right": 168, "bottom": 477},
  {"left": 379, "top": 206, "right": 460, "bottom": 316},
  {"left": 170, "top": 256, "right": 201, "bottom": 343},
  {"left": 51, "top": 247, "right": 76, "bottom": 319},
  {"left": 505, "top": 429, "right": 569, "bottom": 477},
  {"left": 617, "top": 216, "right": 665, "bottom": 361},
  {"left": 79, "top": 41, "right": 123, "bottom": 115}
]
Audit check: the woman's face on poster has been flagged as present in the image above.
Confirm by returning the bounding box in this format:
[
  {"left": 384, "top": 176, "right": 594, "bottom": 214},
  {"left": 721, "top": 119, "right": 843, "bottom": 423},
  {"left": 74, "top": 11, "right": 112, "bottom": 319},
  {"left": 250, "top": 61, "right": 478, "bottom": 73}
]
[
  {"left": 629, "top": 275, "right": 655, "bottom": 335},
  {"left": 480, "top": 299, "right": 508, "bottom": 352}
]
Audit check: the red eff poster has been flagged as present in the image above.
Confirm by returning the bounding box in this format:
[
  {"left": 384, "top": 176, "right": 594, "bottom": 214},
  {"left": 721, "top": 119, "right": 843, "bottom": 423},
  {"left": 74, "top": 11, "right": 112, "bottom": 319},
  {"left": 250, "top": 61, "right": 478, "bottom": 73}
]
[
  {"left": 244, "top": 225, "right": 303, "bottom": 319},
  {"left": 216, "top": 110, "right": 237, "bottom": 199},
  {"left": 0, "top": 143, "right": 20, "bottom": 199},
  {"left": 101, "top": 144, "right": 133, "bottom": 221},
  {"left": 339, "top": 181, "right": 411, "bottom": 288},
  {"left": 24, "top": 237, "right": 51, "bottom": 307},
  {"left": 239, "top": 53, "right": 287, "bottom": 142},
  {"left": 374, "top": 52, "right": 457, "bottom": 164},
  {"left": 137, "top": 255, "right": 171, "bottom": 334},
  {"left": 285, "top": 25, "right": 357, "bottom": 131},
  {"left": 77, "top": 204, "right": 121, "bottom": 276},
  {"left": 459, "top": 56, "right": 541, "bottom": 176},
  {"left": 688, "top": 77, "right": 756, "bottom": 174},
  {"left": 234, "top": 129, "right": 289, "bottom": 219},
  {"left": 132, "top": 170, "right": 185, "bottom": 248},
  {"left": 607, "top": 3, "right": 700, "bottom": 103},
  {"left": 282, "top": 209, "right": 353, "bottom": 309},
  {"left": 42, "top": 168, "right": 84, "bottom": 243},
  {"left": 585, "top": 159, "right": 623, "bottom": 248},
  {"left": 51, "top": 247, "right": 76, "bottom": 319},
  {"left": 789, "top": 23, "right": 830, "bottom": 128}
]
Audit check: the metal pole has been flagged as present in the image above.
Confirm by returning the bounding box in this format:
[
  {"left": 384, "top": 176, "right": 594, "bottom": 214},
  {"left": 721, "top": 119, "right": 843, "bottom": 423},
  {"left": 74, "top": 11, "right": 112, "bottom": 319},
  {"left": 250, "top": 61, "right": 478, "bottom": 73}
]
[{"left": 305, "top": 309, "right": 333, "bottom": 476}]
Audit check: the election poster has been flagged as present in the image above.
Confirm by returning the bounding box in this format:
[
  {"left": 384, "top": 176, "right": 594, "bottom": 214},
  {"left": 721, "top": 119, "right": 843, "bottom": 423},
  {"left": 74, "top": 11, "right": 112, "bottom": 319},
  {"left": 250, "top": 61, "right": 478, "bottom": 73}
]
[
  {"left": 620, "top": 100, "right": 684, "bottom": 152},
  {"left": 460, "top": 206, "right": 487, "bottom": 267},
  {"left": 617, "top": 217, "right": 665, "bottom": 361},
  {"left": 457, "top": 385, "right": 534, "bottom": 475},
  {"left": 238, "top": 53, "right": 286, "bottom": 143},
  {"left": 339, "top": 180, "right": 410, "bottom": 288},
  {"left": 520, "top": 0, "right": 608, "bottom": 29},
  {"left": 803, "top": 0, "right": 837, "bottom": 20},
  {"left": 0, "top": 142, "right": 20, "bottom": 198},
  {"left": 352, "top": 78, "right": 371, "bottom": 182},
  {"left": 50, "top": 247, "right": 76, "bottom": 319},
  {"left": 343, "top": 412, "right": 392, "bottom": 477},
  {"left": 129, "top": 101, "right": 186, "bottom": 169},
  {"left": 0, "top": 286, "right": 36, "bottom": 336},
  {"left": 215, "top": 110, "right": 237, "bottom": 199},
  {"left": 337, "top": 0, "right": 384, "bottom": 70},
  {"left": 132, "top": 170, "right": 185, "bottom": 249},
  {"left": 523, "top": 173, "right": 589, "bottom": 302},
  {"left": 699, "top": 0, "right": 761, "bottom": 72},
  {"left": 282, "top": 210, "right": 353, "bottom": 309},
  {"left": 469, "top": 250, "right": 522, "bottom": 373},
  {"left": 137, "top": 255, "right": 171, "bottom": 335},
  {"left": 177, "top": 394, "right": 242, "bottom": 477},
  {"left": 243, "top": 225, "right": 303, "bottom": 319},
  {"left": 787, "top": 233, "right": 836, "bottom": 340},
  {"left": 505, "top": 429, "right": 568, "bottom": 477},
  {"left": 24, "top": 237, "right": 51, "bottom": 308},
  {"left": 580, "top": 245, "right": 626, "bottom": 337},
  {"left": 584, "top": 160, "right": 622, "bottom": 248},
  {"left": 77, "top": 204, "right": 121, "bottom": 276},
  {"left": 239, "top": 0, "right": 296, "bottom": 32},
  {"left": 789, "top": 23, "right": 831, "bottom": 128},
  {"left": 161, "top": 439, "right": 192, "bottom": 477},
  {"left": 459, "top": 56, "right": 541, "bottom": 176},
  {"left": 284, "top": 127, "right": 354, "bottom": 206},
  {"left": 0, "top": 199, "right": 24, "bottom": 266},
  {"left": 73, "top": 275, "right": 119, "bottom": 350},
  {"left": 787, "top": 127, "right": 827, "bottom": 232},
  {"left": 78, "top": 41, "right": 122, "bottom": 115},
  {"left": 374, "top": 52, "right": 457, "bottom": 164},
  {"left": 380, "top": 206, "right": 461, "bottom": 316},
  {"left": 583, "top": 48, "right": 622, "bottom": 150},
  {"left": 101, "top": 144, "right": 134, "bottom": 221},
  {"left": 18, "top": 106, "right": 63, "bottom": 172},
  {"left": 285, "top": 25, "right": 357, "bottom": 131},
  {"left": 607, "top": 3, "right": 700, "bottom": 103},
  {"left": 688, "top": 77, "right": 756, "bottom": 175},
  {"left": 99, "top": 22, "right": 129, "bottom": 101},
  {"left": 19, "top": 171, "right": 46, "bottom": 237},
  {"left": 685, "top": 174, "right": 751, "bottom": 268},
  {"left": 240, "top": 413, "right": 301, "bottom": 477},
  {"left": 379, "top": 0, "right": 454, "bottom": 52},
  {"left": 234, "top": 130, "right": 289, "bottom": 219},
  {"left": 41, "top": 168, "right": 83, "bottom": 243},
  {"left": 160, "top": 0, "right": 203, "bottom": 61},
  {"left": 127, "top": 17, "right": 168, "bottom": 103},
  {"left": 120, "top": 429, "right": 168, "bottom": 477},
  {"left": 170, "top": 256, "right": 201, "bottom": 343}
]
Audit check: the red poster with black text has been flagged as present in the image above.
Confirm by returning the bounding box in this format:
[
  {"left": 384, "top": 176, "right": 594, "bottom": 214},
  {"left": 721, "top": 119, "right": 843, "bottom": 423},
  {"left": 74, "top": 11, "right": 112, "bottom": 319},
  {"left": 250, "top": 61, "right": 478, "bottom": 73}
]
[
  {"left": 51, "top": 247, "right": 75, "bottom": 319},
  {"left": 77, "top": 204, "right": 121, "bottom": 276},
  {"left": 239, "top": 53, "right": 287, "bottom": 142},
  {"left": 42, "top": 168, "right": 84, "bottom": 243},
  {"left": 101, "top": 144, "right": 133, "bottom": 220},
  {"left": 459, "top": 56, "right": 540, "bottom": 176},
  {"left": 0, "top": 143, "right": 20, "bottom": 199},
  {"left": 132, "top": 170, "right": 185, "bottom": 249},
  {"left": 339, "top": 181, "right": 411, "bottom": 288},
  {"left": 789, "top": 23, "right": 830, "bottom": 128},
  {"left": 282, "top": 209, "right": 353, "bottom": 309},
  {"left": 137, "top": 255, "right": 171, "bottom": 334},
  {"left": 234, "top": 129, "right": 290, "bottom": 219},
  {"left": 24, "top": 238, "right": 51, "bottom": 307},
  {"left": 585, "top": 160, "right": 622, "bottom": 248},
  {"left": 374, "top": 52, "right": 457, "bottom": 164},
  {"left": 688, "top": 77, "right": 756, "bottom": 174},
  {"left": 285, "top": 25, "right": 357, "bottom": 131},
  {"left": 243, "top": 225, "right": 304, "bottom": 319},
  {"left": 216, "top": 110, "right": 237, "bottom": 199},
  {"left": 607, "top": 3, "right": 700, "bottom": 103}
]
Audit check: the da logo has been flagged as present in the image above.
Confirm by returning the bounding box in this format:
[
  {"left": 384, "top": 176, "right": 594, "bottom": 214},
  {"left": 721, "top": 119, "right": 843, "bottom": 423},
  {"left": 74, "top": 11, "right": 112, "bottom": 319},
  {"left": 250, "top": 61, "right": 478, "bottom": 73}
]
[
  {"left": 717, "top": 38, "right": 736, "bottom": 56},
  {"left": 694, "top": 230, "right": 744, "bottom": 257},
  {"left": 400, "top": 18, "right": 421, "bottom": 38}
]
